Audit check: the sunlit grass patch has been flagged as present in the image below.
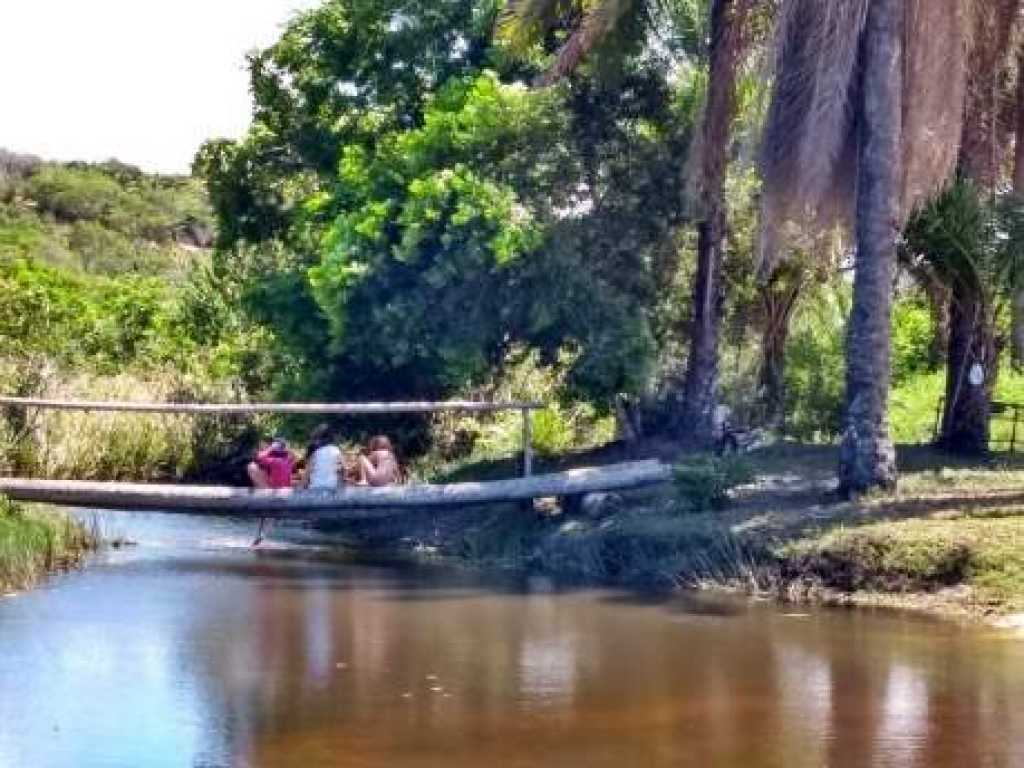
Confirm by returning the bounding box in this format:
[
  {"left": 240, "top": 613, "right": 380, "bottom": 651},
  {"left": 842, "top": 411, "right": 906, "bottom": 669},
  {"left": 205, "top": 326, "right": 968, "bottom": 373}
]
[{"left": 777, "top": 515, "right": 1024, "bottom": 612}]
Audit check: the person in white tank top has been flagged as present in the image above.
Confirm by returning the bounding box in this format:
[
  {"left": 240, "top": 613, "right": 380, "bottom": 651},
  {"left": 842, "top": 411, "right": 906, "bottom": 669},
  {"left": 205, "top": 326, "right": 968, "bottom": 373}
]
[{"left": 303, "top": 424, "right": 342, "bottom": 490}]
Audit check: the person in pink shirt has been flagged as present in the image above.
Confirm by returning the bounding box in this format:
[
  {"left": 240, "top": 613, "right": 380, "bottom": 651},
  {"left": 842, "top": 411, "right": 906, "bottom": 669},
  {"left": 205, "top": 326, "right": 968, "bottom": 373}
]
[
  {"left": 247, "top": 436, "right": 295, "bottom": 547},
  {"left": 247, "top": 437, "right": 294, "bottom": 489}
]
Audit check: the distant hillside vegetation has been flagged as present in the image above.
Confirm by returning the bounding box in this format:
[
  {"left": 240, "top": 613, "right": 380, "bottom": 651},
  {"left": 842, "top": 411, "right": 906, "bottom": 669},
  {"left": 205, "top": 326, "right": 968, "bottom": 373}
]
[
  {"left": 0, "top": 151, "right": 272, "bottom": 482},
  {"left": 0, "top": 149, "right": 214, "bottom": 277}
]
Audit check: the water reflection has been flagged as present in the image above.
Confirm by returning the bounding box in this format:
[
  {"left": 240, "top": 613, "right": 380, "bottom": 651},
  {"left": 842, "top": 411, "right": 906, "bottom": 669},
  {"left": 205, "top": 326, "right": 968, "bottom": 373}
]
[{"left": 0, "top": 513, "right": 1023, "bottom": 767}]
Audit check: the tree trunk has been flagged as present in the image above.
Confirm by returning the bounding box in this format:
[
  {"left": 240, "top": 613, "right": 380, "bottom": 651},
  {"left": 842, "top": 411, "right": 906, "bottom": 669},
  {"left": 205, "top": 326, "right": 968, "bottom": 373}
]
[
  {"left": 838, "top": 0, "right": 902, "bottom": 495},
  {"left": 1011, "top": 46, "right": 1024, "bottom": 367},
  {"left": 758, "top": 264, "right": 803, "bottom": 429},
  {"left": 677, "top": 0, "right": 749, "bottom": 445},
  {"left": 939, "top": 286, "right": 996, "bottom": 455}
]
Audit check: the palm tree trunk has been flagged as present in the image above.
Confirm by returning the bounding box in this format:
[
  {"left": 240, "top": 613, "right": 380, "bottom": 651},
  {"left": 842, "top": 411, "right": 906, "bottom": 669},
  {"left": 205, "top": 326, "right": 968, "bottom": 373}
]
[
  {"left": 940, "top": 287, "right": 996, "bottom": 455},
  {"left": 677, "top": 0, "right": 749, "bottom": 445},
  {"left": 838, "top": 0, "right": 902, "bottom": 495}
]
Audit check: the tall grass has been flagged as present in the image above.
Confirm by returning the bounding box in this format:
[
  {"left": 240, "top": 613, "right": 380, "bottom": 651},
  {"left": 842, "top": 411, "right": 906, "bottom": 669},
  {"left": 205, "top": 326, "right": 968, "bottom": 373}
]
[
  {"left": 0, "top": 495, "right": 95, "bottom": 590},
  {"left": 0, "top": 361, "right": 263, "bottom": 481}
]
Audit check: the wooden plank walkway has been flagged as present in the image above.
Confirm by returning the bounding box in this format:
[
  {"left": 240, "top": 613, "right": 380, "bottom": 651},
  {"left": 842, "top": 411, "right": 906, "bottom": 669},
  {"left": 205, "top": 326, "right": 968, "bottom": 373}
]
[{"left": 0, "top": 461, "right": 672, "bottom": 516}]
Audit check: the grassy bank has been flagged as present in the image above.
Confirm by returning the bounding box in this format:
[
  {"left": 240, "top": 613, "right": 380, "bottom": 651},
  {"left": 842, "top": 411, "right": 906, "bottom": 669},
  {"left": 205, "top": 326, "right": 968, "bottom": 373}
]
[
  {"left": 325, "top": 442, "right": 1024, "bottom": 623},
  {"left": 0, "top": 496, "right": 95, "bottom": 592}
]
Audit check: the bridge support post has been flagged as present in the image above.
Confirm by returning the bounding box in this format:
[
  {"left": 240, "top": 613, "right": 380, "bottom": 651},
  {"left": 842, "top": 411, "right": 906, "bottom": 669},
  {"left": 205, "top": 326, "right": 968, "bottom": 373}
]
[{"left": 522, "top": 407, "right": 533, "bottom": 477}]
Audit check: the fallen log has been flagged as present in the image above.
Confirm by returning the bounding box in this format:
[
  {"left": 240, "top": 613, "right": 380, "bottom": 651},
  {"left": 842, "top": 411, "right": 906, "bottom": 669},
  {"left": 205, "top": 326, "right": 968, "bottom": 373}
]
[{"left": 0, "top": 460, "right": 672, "bottom": 516}]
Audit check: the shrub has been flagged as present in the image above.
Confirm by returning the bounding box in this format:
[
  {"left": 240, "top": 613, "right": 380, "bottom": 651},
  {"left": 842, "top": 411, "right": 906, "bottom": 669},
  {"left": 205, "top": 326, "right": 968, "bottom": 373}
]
[
  {"left": 891, "top": 299, "right": 935, "bottom": 384},
  {"left": 673, "top": 456, "right": 754, "bottom": 512}
]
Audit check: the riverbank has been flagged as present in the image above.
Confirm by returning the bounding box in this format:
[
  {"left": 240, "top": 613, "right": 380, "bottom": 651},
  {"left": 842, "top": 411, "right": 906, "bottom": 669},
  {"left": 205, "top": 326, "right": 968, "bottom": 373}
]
[
  {"left": 323, "top": 442, "right": 1024, "bottom": 624},
  {"left": 0, "top": 495, "right": 96, "bottom": 592}
]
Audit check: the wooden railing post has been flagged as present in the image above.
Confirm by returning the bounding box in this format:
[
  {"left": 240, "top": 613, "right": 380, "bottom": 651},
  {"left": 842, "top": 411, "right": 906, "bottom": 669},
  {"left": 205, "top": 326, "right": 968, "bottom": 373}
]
[{"left": 522, "top": 407, "right": 533, "bottom": 477}]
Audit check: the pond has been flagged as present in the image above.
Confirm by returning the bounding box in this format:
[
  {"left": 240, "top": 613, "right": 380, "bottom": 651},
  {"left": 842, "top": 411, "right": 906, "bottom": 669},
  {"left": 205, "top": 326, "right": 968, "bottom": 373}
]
[{"left": 0, "top": 512, "right": 1021, "bottom": 767}]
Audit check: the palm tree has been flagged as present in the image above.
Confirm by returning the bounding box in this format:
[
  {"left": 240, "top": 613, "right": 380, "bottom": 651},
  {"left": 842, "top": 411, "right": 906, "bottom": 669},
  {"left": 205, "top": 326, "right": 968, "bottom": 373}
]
[
  {"left": 940, "top": 0, "right": 1021, "bottom": 454},
  {"left": 500, "top": 0, "right": 758, "bottom": 446},
  {"left": 904, "top": 181, "right": 1024, "bottom": 456},
  {"left": 759, "top": 0, "right": 977, "bottom": 493}
]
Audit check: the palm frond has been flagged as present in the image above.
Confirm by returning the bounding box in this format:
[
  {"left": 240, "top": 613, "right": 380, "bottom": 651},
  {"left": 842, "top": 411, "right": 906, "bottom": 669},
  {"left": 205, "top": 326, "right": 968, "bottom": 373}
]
[
  {"left": 541, "top": 0, "right": 638, "bottom": 84},
  {"left": 498, "top": 0, "right": 639, "bottom": 84},
  {"left": 497, "top": 0, "right": 567, "bottom": 54}
]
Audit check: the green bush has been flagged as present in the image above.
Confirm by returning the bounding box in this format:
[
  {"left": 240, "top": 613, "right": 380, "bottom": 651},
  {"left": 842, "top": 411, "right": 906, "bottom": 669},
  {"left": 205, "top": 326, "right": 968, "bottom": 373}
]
[
  {"left": 783, "top": 284, "right": 847, "bottom": 441},
  {"left": 673, "top": 456, "right": 754, "bottom": 512},
  {"left": 891, "top": 299, "right": 935, "bottom": 384}
]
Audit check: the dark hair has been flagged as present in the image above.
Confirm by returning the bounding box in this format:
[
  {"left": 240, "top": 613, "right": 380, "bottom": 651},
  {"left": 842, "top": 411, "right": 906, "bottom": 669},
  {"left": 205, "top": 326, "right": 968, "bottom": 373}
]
[{"left": 306, "top": 423, "right": 334, "bottom": 460}]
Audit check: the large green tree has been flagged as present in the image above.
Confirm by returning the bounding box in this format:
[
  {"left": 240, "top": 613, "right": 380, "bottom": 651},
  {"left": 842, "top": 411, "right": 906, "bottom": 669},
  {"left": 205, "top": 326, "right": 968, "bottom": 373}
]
[{"left": 197, "top": 0, "right": 691, "bottom": 402}]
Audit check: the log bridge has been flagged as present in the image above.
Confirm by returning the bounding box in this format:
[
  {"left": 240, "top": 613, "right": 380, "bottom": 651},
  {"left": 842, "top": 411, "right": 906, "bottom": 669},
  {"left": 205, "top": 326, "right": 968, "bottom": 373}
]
[{"left": 0, "top": 397, "right": 672, "bottom": 516}]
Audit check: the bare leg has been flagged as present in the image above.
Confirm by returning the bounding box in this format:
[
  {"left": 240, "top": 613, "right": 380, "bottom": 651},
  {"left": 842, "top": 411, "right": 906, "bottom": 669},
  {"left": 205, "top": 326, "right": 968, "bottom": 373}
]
[
  {"left": 253, "top": 516, "right": 271, "bottom": 547},
  {"left": 248, "top": 462, "right": 270, "bottom": 488},
  {"left": 247, "top": 462, "right": 272, "bottom": 545}
]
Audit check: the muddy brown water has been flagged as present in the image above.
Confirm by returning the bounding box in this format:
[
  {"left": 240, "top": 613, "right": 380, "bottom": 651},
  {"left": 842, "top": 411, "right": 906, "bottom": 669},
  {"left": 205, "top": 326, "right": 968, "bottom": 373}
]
[{"left": 0, "top": 512, "right": 1022, "bottom": 768}]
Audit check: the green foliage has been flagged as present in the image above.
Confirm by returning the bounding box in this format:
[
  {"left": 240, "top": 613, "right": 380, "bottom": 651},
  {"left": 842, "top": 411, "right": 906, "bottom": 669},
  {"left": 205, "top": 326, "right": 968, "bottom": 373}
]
[
  {"left": 0, "top": 258, "right": 171, "bottom": 368},
  {"left": 0, "top": 161, "right": 212, "bottom": 279},
  {"left": 424, "top": 347, "right": 616, "bottom": 474},
  {"left": 891, "top": 298, "right": 935, "bottom": 384},
  {"left": 308, "top": 72, "right": 564, "bottom": 391},
  {"left": 782, "top": 282, "right": 848, "bottom": 441},
  {"left": 673, "top": 455, "right": 753, "bottom": 512},
  {"left": 890, "top": 370, "right": 945, "bottom": 444},
  {"left": 198, "top": 0, "right": 694, "bottom": 406}
]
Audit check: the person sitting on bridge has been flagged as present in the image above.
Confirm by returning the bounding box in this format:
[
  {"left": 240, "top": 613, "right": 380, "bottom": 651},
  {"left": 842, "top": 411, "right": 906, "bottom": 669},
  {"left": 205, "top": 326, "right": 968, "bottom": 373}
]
[
  {"left": 303, "top": 423, "right": 342, "bottom": 490},
  {"left": 354, "top": 435, "right": 400, "bottom": 487},
  {"left": 247, "top": 437, "right": 295, "bottom": 490}
]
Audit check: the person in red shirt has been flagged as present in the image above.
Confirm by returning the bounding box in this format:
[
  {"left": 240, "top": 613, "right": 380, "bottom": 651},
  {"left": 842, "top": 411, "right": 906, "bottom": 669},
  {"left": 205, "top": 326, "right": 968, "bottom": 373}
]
[{"left": 247, "top": 437, "right": 294, "bottom": 489}]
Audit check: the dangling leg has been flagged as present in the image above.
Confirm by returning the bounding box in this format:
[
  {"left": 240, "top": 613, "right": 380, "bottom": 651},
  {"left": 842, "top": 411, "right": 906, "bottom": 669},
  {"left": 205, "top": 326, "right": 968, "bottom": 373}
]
[
  {"left": 248, "top": 462, "right": 271, "bottom": 545},
  {"left": 252, "top": 516, "right": 269, "bottom": 547}
]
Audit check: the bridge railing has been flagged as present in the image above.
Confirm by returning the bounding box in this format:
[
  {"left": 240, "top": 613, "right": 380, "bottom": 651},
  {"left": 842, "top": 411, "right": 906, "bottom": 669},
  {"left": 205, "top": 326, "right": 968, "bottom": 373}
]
[{"left": 0, "top": 397, "right": 545, "bottom": 477}]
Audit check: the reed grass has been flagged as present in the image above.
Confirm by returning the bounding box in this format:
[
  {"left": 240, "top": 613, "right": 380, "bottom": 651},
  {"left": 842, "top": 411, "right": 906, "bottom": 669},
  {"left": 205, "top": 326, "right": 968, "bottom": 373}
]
[
  {"left": 0, "top": 495, "right": 96, "bottom": 591},
  {"left": 0, "top": 360, "right": 263, "bottom": 481}
]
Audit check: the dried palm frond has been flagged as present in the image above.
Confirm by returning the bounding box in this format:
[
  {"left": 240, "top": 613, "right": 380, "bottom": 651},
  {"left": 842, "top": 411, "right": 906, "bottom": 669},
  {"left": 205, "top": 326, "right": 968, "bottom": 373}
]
[
  {"left": 901, "top": 0, "right": 972, "bottom": 215},
  {"left": 960, "top": 0, "right": 1020, "bottom": 187},
  {"left": 758, "top": 0, "right": 869, "bottom": 271},
  {"left": 759, "top": 0, "right": 978, "bottom": 274}
]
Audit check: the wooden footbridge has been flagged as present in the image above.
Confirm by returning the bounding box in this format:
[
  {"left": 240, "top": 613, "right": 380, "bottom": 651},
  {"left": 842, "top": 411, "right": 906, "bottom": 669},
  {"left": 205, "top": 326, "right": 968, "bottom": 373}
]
[{"left": 0, "top": 397, "right": 672, "bottom": 517}]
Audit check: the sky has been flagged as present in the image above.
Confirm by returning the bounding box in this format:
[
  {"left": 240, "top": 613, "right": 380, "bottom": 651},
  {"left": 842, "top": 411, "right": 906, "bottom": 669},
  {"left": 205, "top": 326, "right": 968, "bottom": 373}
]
[{"left": 1, "top": 0, "right": 318, "bottom": 175}]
